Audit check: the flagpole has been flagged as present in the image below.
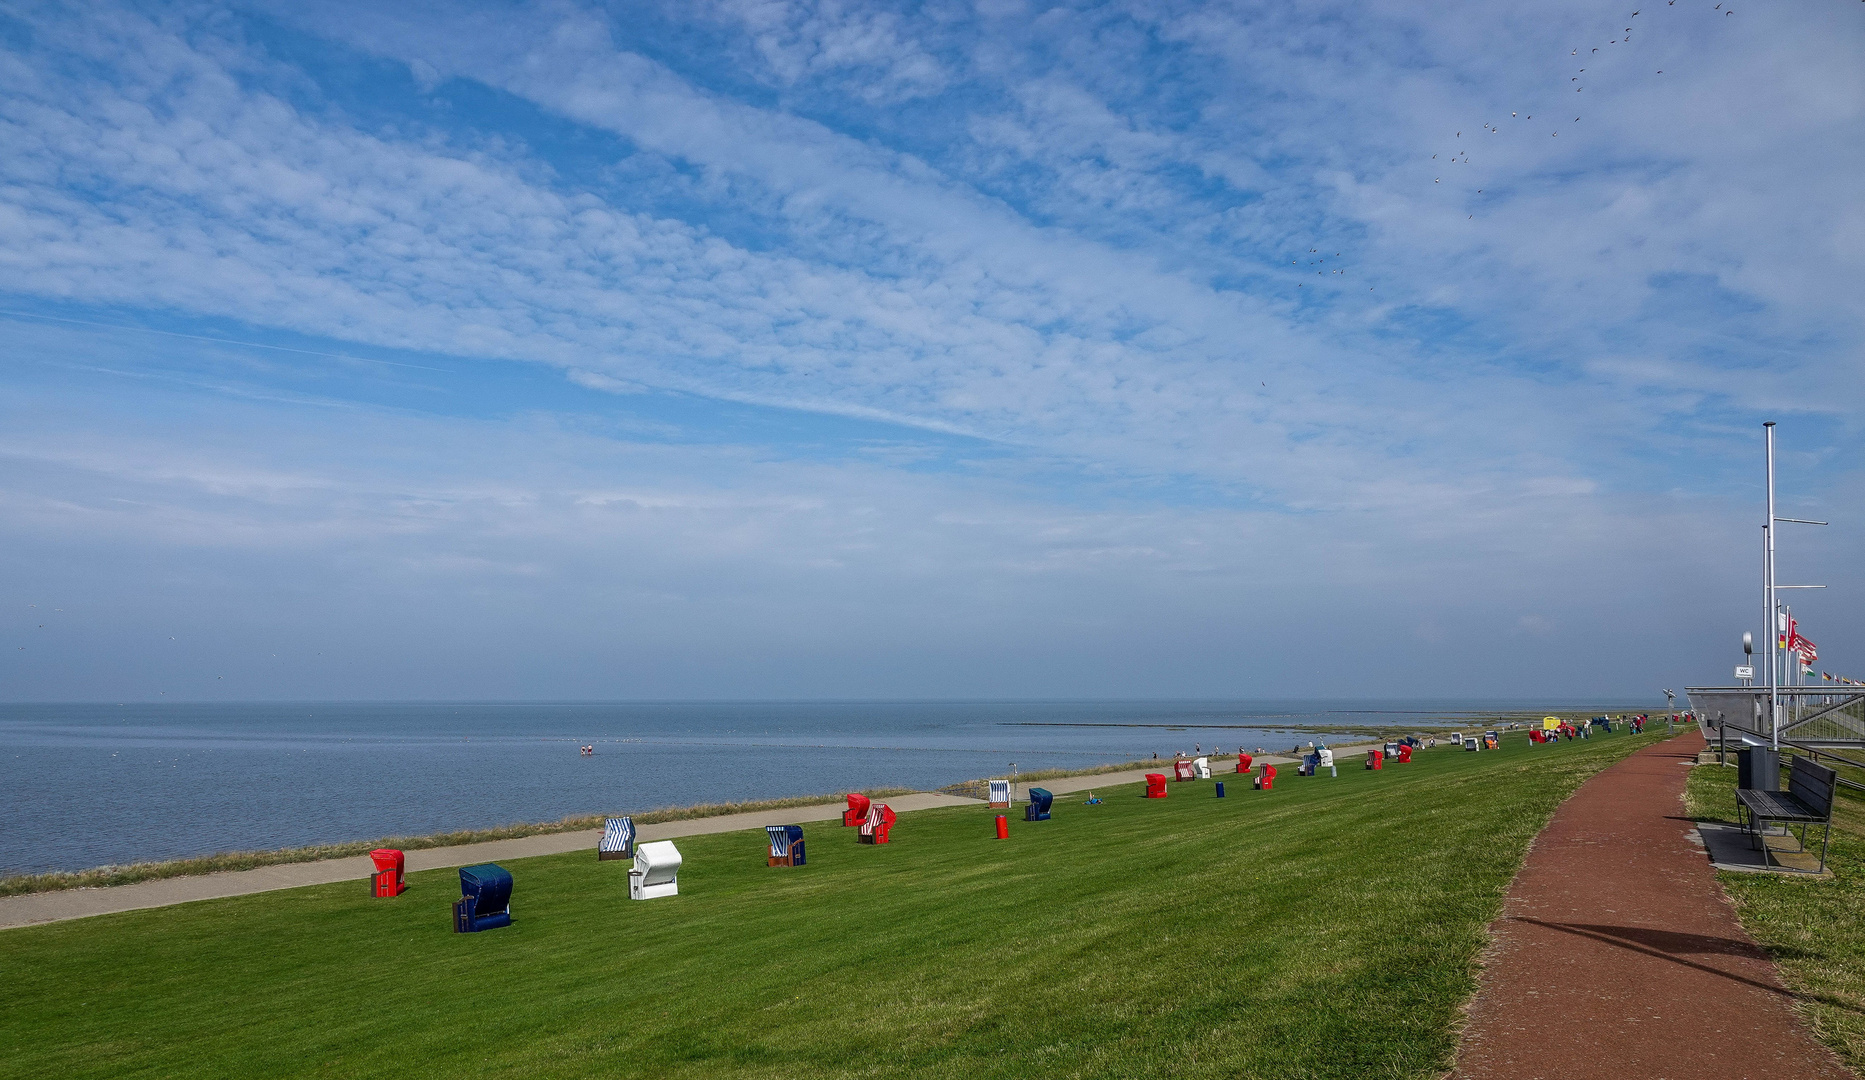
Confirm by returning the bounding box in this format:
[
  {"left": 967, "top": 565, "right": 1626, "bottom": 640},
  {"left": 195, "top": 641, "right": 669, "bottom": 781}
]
[{"left": 1765, "top": 422, "right": 1778, "bottom": 751}]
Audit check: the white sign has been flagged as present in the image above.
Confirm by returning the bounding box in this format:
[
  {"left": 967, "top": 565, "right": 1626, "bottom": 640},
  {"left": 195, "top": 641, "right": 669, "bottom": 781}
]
[{"left": 1735, "top": 666, "right": 1754, "bottom": 680}]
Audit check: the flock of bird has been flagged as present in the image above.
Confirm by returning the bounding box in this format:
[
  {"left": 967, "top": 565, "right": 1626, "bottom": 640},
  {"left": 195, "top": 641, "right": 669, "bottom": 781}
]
[
  {"left": 1290, "top": 2, "right": 1750, "bottom": 295},
  {"left": 1429, "top": 4, "right": 1738, "bottom": 195}
]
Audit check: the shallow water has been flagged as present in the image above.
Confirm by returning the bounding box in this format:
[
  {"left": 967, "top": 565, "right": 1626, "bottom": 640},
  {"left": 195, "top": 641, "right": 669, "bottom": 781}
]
[{"left": 0, "top": 699, "right": 1626, "bottom": 874}]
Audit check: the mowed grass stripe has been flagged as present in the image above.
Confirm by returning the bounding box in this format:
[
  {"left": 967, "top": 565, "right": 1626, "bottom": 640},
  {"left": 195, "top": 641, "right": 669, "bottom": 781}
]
[{"left": 0, "top": 732, "right": 1662, "bottom": 1080}]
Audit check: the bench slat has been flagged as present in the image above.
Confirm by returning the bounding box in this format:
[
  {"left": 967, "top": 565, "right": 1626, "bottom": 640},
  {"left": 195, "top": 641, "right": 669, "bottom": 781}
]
[
  {"left": 1736, "top": 789, "right": 1825, "bottom": 822},
  {"left": 1788, "top": 757, "right": 1837, "bottom": 815}
]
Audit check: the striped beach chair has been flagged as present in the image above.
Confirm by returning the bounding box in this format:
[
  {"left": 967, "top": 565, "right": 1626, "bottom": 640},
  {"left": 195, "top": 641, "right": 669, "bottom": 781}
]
[
  {"left": 766, "top": 824, "right": 806, "bottom": 867},
  {"left": 988, "top": 779, "right": 1012, "bottom": 808},
  {"left": 599, "top": 816, "right": 635, "bottom": 861},
  {"left": 858, "top": 803, "right": 895, "bottom": 844}
]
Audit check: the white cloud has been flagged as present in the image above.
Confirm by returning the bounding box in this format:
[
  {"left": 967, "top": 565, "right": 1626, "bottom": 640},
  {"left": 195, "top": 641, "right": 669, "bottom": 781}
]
[{"left": 0, "top": 0, "right": 1859, "bottom": 697}]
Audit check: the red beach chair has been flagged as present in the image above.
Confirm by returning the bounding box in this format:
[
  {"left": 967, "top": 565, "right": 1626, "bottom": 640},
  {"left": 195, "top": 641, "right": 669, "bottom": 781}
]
[
  {"left": 370, "top": 848, "right": 405, "bottom": 897},
  {"left": 843, "top": 792, "right": 871, "bottom": 827},
  {"left": 1366, "top": 749, "right": 1384, "bottom": 770},
  {"left": 1236, "top": 753, "right": 1254, "bottom": 774},
  {"left": 1396, "top": 744, "right": 1413, "bottom": 764},
  {"left": 859, "top": 803, "right": 895, "bottom": 844},
  {"left": 1144, "top": 773, "right": 1168, "bottom": 798},
  {"left": 1173, "top": 759, "right": 1195, "bottom": 781},
  {"left": 1254, "top": 764, "right": 1276, "bottom": 791}
]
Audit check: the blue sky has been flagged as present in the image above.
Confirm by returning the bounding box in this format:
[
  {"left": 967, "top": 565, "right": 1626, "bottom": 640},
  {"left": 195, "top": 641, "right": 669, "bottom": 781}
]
[{"left": 1, "top": 0, "right": 1860, "bottom": 701}]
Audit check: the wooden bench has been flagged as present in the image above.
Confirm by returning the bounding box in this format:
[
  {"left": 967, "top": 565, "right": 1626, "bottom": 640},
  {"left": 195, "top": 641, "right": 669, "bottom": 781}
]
[{"left": 1736, "top": 755, "right": 1837, "bottom": 874}]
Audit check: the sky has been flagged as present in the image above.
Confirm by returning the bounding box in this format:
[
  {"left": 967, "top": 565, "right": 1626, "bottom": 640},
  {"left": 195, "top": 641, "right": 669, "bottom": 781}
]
[{"left": 1, "top": 0, "right": 1861, "bottom": 702}]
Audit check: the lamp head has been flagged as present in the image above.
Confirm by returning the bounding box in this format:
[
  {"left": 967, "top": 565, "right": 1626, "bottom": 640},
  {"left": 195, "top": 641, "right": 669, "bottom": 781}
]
[{"left": 1743, "top": 631, "right": 1753, "bottom": 656}]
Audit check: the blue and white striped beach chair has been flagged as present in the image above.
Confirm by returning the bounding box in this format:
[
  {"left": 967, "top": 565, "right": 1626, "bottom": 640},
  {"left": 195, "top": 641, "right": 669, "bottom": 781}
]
[
  {"left": 766, "top": 824, "right": 806, "bottom": 866},
  {"left": 600, "top": 816, "right": 635, "bottom": 862}
]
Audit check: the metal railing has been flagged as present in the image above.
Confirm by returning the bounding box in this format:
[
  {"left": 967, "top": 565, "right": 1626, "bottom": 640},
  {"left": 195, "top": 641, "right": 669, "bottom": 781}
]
[{"left": 1687, "top": 685, "right": 1865, "bottom": 748}]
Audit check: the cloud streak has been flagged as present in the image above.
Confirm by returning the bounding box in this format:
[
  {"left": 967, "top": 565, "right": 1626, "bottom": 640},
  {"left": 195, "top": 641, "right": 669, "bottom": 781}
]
[{"left": 0, "top": 0, "right": 1859, "bottom": 697}]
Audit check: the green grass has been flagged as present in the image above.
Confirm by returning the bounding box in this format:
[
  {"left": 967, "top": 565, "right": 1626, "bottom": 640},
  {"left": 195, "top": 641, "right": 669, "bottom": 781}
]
[
  {"left": 1686, "top": 760, "right": 1865, "bottom": 1069},
  {"left": 0, "top": 731, "right": 1664, "bottom": 1080},
  {"left": 0, "top": 788, "right": 919, "bottom": 899}
]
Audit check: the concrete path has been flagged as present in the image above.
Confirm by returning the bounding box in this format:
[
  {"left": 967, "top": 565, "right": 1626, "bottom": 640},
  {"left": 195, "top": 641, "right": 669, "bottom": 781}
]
[
  {"left": 0, "top": 739, "right": 1392, "bottom": 932},
  {"left": 0, "top": 791, "right": 981, "bottom": 931},
  {"left": 1451, "top": 731, "right": 1853, "bottom": 1080}
]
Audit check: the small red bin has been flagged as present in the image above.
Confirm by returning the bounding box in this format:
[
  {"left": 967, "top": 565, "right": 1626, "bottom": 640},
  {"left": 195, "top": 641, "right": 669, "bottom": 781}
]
[
  {"left": 370, "top": 848, "right": 405, "bottom": 898},
  {"left": 995, "top": 815, "right": 1009, "bottom": 840}
]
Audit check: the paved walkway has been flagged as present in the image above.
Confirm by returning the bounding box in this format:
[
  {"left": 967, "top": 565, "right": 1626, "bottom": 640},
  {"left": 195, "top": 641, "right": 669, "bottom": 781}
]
[
  {"left": 0, "top": 740, "right": 1387, "bottom": 931},
  {"left": 1452, "top": 731, "right": 1853, "bottom": 1080}
]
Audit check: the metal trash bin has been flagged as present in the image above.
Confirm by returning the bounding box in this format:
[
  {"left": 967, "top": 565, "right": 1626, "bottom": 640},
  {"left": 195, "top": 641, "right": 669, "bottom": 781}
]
[{"left": 1737, "top": 747, "right": 1780, "bottom": 792}]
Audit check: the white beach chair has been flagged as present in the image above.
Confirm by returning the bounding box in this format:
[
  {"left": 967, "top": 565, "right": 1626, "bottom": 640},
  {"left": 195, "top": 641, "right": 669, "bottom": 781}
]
[
  {"left": 629, "top": 840, "right": 682, "bottom": 900},
  {"left": 1192, "top": 756, "right": 1211, "bottom": 779}
]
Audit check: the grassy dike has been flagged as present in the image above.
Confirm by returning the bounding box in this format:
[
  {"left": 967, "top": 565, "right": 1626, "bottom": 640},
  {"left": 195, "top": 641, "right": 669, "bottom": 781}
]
[
  {"left": 0, "top": 731, "right": 1662, "bottom": 1080},
  {"left": 1686, "top": 759, "right": 1865, "bottom": 1070}
]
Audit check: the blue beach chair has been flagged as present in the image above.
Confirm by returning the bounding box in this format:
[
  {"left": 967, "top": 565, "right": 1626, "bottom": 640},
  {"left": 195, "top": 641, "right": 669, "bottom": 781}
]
[
  {"left": 1025, "top": 787, "right": 1053, "bottom": 821},
  {"left": 453, "top": 864, "right": 513, "bottom": 933}
]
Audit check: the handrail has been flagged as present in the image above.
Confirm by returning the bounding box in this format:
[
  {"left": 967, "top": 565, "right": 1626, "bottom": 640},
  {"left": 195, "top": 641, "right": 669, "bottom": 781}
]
[{"left": 1779, "top": 738, "right": 1865, "bottom": 794}]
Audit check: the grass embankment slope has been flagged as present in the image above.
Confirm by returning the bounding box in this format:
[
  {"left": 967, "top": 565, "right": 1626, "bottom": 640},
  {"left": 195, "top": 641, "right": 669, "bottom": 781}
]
[
  {"left": 1688, "top": 759, "right": 1865, "bottom": 1070},
  {"left": 0, "top": 731, "right": 1663, "bottom": 1080}
]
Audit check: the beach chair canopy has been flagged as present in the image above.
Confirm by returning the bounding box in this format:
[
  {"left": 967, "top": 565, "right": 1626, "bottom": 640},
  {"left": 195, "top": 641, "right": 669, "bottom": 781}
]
[
  {"left": 634, "top": 841, "right": 682, "bottom": 887},
  {"left": 601, "top": 816, "right": 635, "bottom": 854},
  {"left": 459, "top": 864, "right": 512, "bottom": 916},
  {"left": 1028, "top": 787, "right": 1053, "bottom": 814},
  {"left": 766, "top": 824, "right": 803, "bottom": 858}
]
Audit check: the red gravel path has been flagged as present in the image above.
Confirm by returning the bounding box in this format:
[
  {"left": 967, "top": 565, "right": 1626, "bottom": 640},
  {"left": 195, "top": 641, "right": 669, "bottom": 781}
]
[{"left": 1451, "top": 731, "right": 1853, "bottom": 1080}]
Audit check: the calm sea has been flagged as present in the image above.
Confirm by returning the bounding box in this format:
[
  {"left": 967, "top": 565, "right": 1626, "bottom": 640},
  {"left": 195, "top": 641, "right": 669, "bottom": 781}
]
[{"left": 0, "top": 700, "right": 1635, "bottom": 875}]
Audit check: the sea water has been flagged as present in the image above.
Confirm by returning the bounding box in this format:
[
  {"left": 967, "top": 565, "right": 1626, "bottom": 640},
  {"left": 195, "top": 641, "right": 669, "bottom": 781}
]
[{"left": 0, "top": 699, "right": 1625, "bottom": 874}]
